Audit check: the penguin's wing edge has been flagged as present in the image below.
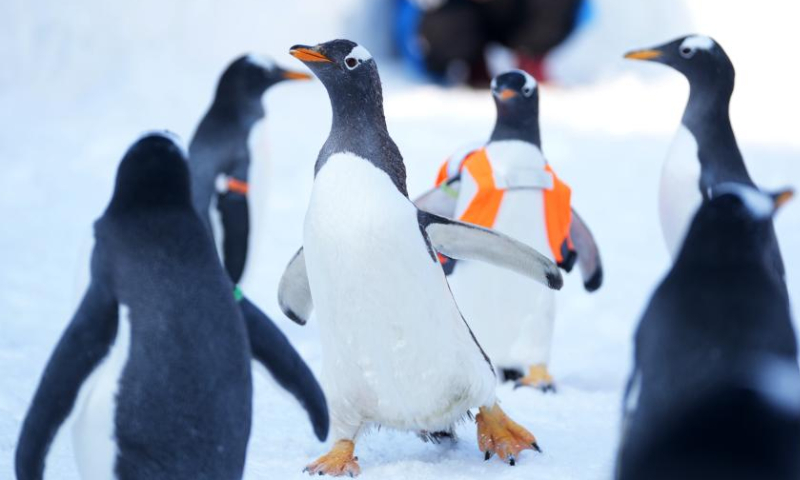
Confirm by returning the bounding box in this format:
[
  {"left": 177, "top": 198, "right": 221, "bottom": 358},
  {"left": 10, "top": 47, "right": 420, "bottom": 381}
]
[
  {"left": 16, "top": 282, "right": 118, "bottom": 480},
  {"left": 239, "top": 297, "right": 329, "bottom": 441},
  {"left": 413, "top": 177, "right": 461, "bottom": 219},
  {"left": 418, "top": 210, "right": 563, "bottom": 290},
  {"left": 277, "top": 247, "right": 313, "bottom": 325},
  {"left": 570, "top": 208, "right": 603, "bottom": 292}
]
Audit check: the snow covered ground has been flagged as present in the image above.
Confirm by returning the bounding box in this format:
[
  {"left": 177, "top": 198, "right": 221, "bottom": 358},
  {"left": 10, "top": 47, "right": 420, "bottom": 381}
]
[{"left": 1, "top": 1, "right": 799, "bottom": 478}]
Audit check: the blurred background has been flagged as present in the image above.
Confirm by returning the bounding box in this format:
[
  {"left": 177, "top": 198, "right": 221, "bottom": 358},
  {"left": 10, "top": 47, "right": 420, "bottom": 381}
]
[{"left": 1, "top": 1, "right": 798, "bottom": 478}]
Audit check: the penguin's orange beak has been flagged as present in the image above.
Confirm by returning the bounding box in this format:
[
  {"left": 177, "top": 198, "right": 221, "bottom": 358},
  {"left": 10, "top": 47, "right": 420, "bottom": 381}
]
[
  {"left": 497, "top": 89, "right": 517, "bottom": 101},
  {"left": 290, "top": 45, "right": 332, "bottom": 63},
  {"left": 624, "top": 49, "right": 663, "bottom": 61},
  {"left": 774, "top": 189, "right": 795, "bottom": 210},
  {"left": 282, "top": 70, "right": 312, "bottom": 80}
]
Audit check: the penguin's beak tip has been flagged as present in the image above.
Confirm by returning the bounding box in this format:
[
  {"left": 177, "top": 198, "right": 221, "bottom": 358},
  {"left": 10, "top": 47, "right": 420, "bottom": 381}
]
[
  {"left": 774, "top": 189, "right": 795, "bottom": 210},
  {"left": 624, "top": 49, "right": 663, "bottom": 61},
  {"left": 282, "top": 70, "right": 313, "bottom": 81},
  {"left": 493, "top": 89, "right": 517, "bottom": 101},
  {"left": 289, "top": 45, "right": 332, "bottom": 63}
]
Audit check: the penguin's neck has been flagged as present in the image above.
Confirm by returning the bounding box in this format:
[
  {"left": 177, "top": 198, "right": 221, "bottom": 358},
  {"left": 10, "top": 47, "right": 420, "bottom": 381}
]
[
  {"left": 212, "top": 95, "right": 265, "bottom": 129},
  {"left": 322, "top": 90, "right": 408, "bottom": 197},
  {"left": 682, "top": 83, "right": 733, "bottom": 135},
  {"left": 680, "top": 81, "right": 750, "bottom": 186},
  {"left": 490, "top": 113, "right": 541, "bottom": 148}
]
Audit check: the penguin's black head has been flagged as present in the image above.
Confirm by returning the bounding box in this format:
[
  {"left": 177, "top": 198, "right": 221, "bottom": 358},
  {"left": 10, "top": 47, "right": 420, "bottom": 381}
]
[
  {"left": 679, "top": 183, "right": 793, "bottom": 264},
  {"left": 489, "top": 70, "right": 541, "bottom": 146},
  {"left": 108, "top": 132, "right": 192, "bottom": 213},
  {"left": 217, "top": 54, "right": 311, "bottom": 102},
  {"left": 491, "top": 70, "right": 539, "bottom": 115},
  {"left": 289, "top": 40, "right": 381, "bottom": 107},
  {"left": 625, "top": 35, "right": 734, "bottom": 89},
  {"left": 709, "top": 183, "right": 793, "bottom": 225}
]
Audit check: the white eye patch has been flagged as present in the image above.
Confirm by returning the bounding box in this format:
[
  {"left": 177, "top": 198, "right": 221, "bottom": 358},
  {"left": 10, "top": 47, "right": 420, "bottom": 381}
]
[
  {"left": 344, "top": 45, "right": 372, "bottom": 70},
  {"left": 680, "top": 36, "right": 715, "bottom": 53},
  {"left": 245, "top": 54, "right": 276, "bottom": 71}
]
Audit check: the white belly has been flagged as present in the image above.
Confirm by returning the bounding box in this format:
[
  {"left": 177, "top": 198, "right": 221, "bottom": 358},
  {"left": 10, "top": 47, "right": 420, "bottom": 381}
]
[
  {"left": 447, "top": 190, "right": 556, "bottom": 369},
  {"left": 303, "top": 153, "right": 495, "bottom": 432},
  {"left": 659, "top": 126, "right": 703, "bottom": 257},
  {"left": 72, "top": 305, "right": 132, "bottom": 480}
]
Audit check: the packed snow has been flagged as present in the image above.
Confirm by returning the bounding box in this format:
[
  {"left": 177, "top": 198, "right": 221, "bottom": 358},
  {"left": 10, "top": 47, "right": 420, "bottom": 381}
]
[{"left": 1, "top": 1, "right": 799, "bottom": 479}]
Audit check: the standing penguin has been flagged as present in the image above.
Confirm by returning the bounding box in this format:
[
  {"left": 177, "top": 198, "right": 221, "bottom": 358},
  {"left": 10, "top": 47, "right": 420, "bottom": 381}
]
[
  {"left": 279, "top": 40, "right": 564, "bottom": 476},
  {"left": 624, "top": 36, "right": 786, "bottom": 284},
  {"left": 15, "top": 133, "right": 328, "bottom": 480},
  {"left": 189, "top": 55, "right": 311, "bottom": 283},
  {"left": 415, "top": 70, "right": 602, "bottom": 391},
  {"left": 617, "top": 183, "right": 798, "bottom": 480}
]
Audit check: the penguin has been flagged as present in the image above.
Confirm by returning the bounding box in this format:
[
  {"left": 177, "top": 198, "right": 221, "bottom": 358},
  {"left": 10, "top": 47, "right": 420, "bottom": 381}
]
[
  {"left": 279, "top": 40, "right": 564, "bottom": 476},
  {"left": 189, "top": 55, "right": 311, "bottom": 284},
  {"left": 15, "top": 133, "right": 328, "bottom": 480},
  {"left": 617, "top": 183, "right": 797, "bottom": 480},
  {"left": 415, "top": 69, "right": 603, "bottom": 391},
  {"left": 624, "top": 36, "right": 786, "bottom": 285}
]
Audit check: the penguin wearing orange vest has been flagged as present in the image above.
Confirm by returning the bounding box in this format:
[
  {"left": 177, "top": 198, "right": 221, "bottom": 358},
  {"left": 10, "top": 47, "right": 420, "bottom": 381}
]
[{"left": 416, "top": 70, "right": 603, "bottom": 391}]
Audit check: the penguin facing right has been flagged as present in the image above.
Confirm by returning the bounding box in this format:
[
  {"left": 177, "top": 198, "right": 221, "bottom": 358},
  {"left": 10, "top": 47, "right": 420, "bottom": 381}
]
[
  {"left": 15, "top": 133, "right": 328, "bottom": 480},
  {"left": 624, "top": 36, "right": 787, "bottom": 286},
  {"left": 617, "top": 183, "right": 798, "bottom": 480},
  {"left": 189, "top": 55, "right": 311, "bottom": 284}
]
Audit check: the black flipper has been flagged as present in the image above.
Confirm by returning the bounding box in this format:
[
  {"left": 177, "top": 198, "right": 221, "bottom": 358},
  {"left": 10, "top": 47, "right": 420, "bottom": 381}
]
[
  {"left": 239, "top": 297, "right": 329, "bottom": 441},
  {"left": 218, "top": 191, "right": 250, "bottom": 283},
  {"left": 570, "top": 208, "right": 603, "bottom": 292},
  {"left": 16, "top": 282, "right": 118, "bottom": 480}
]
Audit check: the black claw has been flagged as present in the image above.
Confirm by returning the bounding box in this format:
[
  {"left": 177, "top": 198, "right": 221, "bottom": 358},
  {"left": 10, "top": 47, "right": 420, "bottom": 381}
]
[
  {"left": 509, "top": 456, "right": 516, "bottom": 466},
  {"left": 484, "top": 451, "right": 492, "bottom": 461},
  {"left": 532, "top": 442, "right": 542, "bottom": 453},
  {"left": 318, "top": 472, "right": 324, "bottom": 476}
]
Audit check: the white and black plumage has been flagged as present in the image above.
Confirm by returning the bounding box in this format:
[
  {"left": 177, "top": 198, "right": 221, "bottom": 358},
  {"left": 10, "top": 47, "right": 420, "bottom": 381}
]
[
  {"left": 189, "top": 55, "right": 311, "bottom": 283},
  {"left": 15, "top": 133, "right": 328, "bottom": 480},
  {"left": 617, "top": 184, "right": 798, "bottom": 480},
  {"left": 625, "top": 35, "right": 786, "bottom": 286},
  {"left": 279, "top": 39, "right": 563, "bottom": 476}
]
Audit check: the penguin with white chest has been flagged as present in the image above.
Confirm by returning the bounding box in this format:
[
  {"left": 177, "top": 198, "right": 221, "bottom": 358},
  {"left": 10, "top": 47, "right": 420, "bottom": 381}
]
[
  {"left": 624, "top": 36, "right": 786, "bottom": 285},
  {"left": 279, "top": 40, "right": 564, "bottom": 476},
  {"left": 15, "top": 133, "right": 328, "bottom": 480},
  {"left": 617, "top": 184, "right": 798, "bottom": 480},
  {"left": 416, "top": 70, "right": 603, "bottom": 391},
  {"left": 189, "top": 55, "right": 311, "bottom": 283}
]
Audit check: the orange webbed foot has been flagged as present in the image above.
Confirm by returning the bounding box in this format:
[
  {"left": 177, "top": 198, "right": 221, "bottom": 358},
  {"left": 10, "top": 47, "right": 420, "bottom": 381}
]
[
  {"left": 304, "top": 440, "right": 361, "bottom": 477},
  {"left": 476, "top": 403, "right": 540, "bottom": 465}
]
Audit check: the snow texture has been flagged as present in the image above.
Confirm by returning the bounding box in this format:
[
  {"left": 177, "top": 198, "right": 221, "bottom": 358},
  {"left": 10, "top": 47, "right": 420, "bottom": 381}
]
[{"left": 1, "top": 1, "right": 799, "bottom": 479}]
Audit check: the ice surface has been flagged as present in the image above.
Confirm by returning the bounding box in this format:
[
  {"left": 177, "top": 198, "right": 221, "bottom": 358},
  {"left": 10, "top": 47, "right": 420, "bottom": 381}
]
[{"left": 1, "top": 1, "right": 799, "bottom": 479}]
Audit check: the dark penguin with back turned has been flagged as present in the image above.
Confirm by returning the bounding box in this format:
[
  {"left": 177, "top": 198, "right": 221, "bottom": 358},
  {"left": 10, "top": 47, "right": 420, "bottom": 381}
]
[
  {"left": 617, "top": 183, "right": 798, "bottom": 480},
  {"left": 625, "top": 35, "right": 786, "bottom": 285},
  {"left": 189, "top": 55, "right": 311, "bottom": 283},
  {"left": 278, "top": 40, "right": 564, "bottom": 476},
  {"left": 16, "top": 133, "right": 328, "bottom": 480}
]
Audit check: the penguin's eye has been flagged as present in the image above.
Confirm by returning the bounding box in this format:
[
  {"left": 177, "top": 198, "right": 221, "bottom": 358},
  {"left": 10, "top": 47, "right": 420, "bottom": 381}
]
[
  {"left": 680, "top": 46, "right": 696, "bottom": 59},
  {"left": 522, "top": 86, "right": 533, "bottom": 97},
  {"left": 345, "top": 57, "right": 359, "bottom": 70}
]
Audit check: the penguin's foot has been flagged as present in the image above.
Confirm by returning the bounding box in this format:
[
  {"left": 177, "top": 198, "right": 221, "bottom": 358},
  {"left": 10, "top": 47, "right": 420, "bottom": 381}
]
[
  {"left": 514, "top": 364, "right": 556, "bottom": 393},
  {"left": 476, "top": 404, "right": 540, "bottom": 465},
  {"left": 304, "top": 440, "right": 360, "bottom": 477}
]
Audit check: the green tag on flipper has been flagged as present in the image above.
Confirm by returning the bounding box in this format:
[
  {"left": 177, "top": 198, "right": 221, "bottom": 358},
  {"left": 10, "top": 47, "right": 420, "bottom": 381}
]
[{"left": 233, "top": 285, "right": 244, "bottom": 302}]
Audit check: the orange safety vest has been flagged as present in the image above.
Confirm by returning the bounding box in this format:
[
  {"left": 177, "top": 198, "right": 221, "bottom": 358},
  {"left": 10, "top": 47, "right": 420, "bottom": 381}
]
[{"left": 436, "top": 147, "right": 575, "bottom": 266}]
